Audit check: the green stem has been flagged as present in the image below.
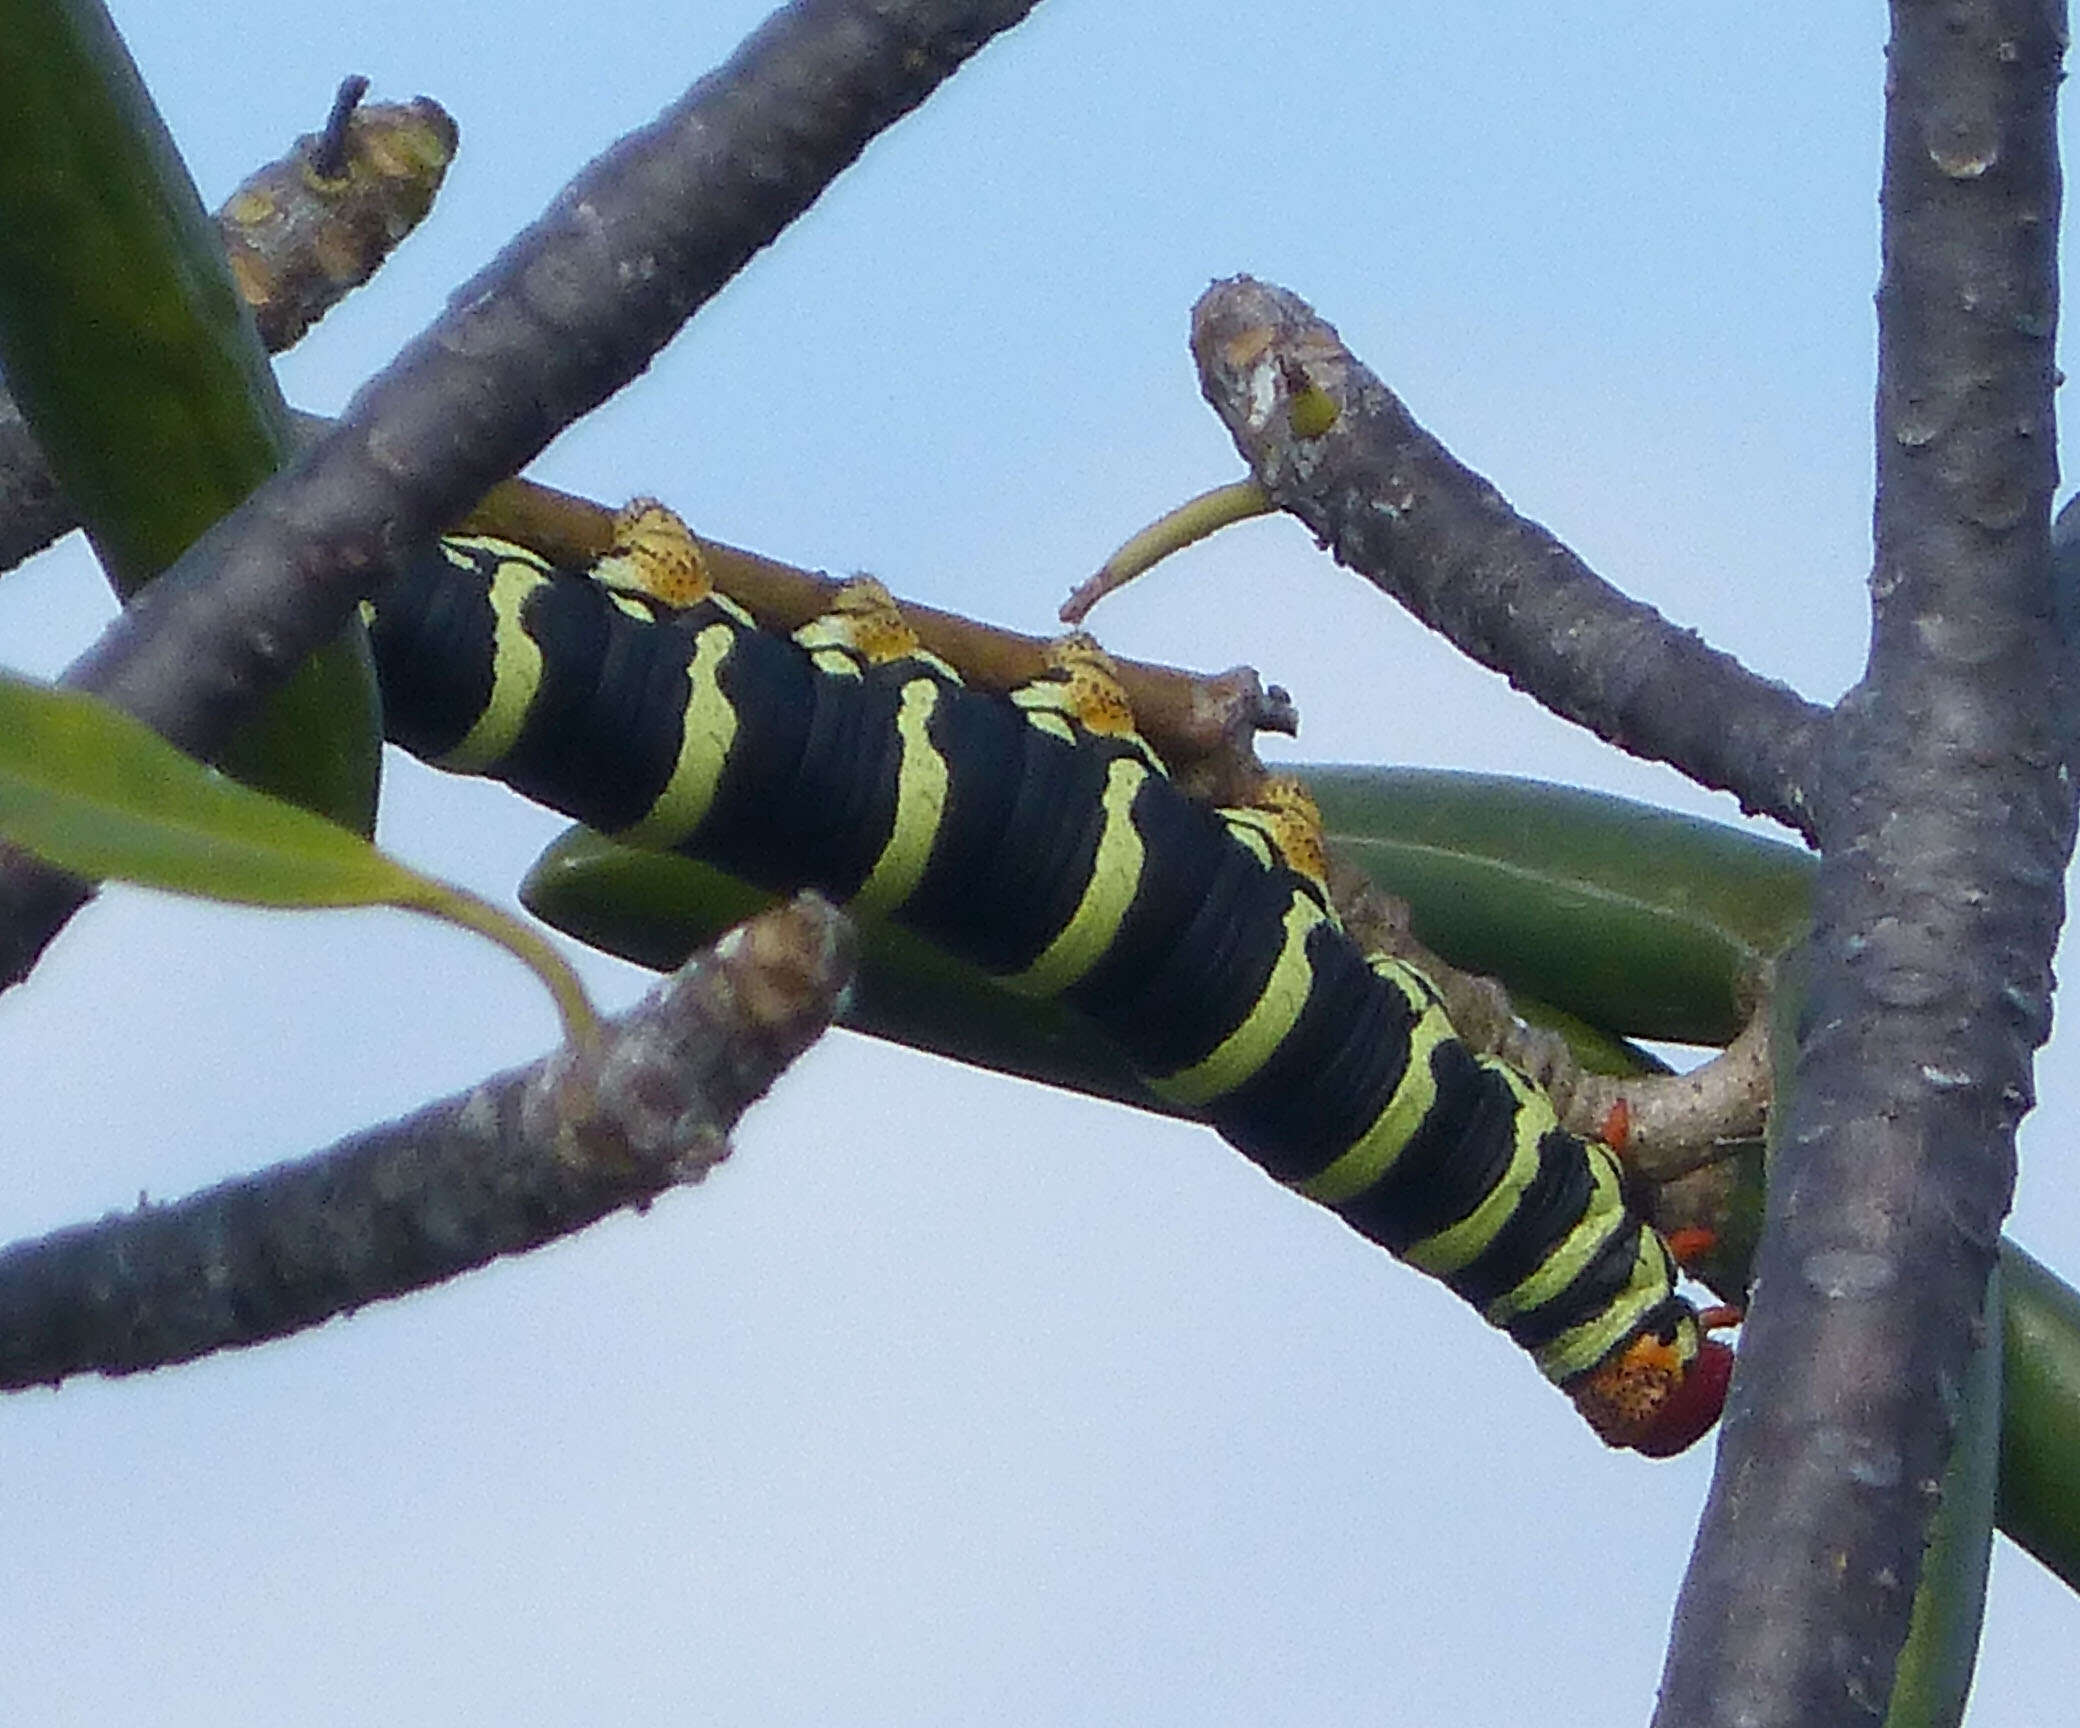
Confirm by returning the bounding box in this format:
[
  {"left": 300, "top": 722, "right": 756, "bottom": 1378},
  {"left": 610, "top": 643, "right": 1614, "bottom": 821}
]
[
  {"left": 1061, "top": 478, "right": 1271, "bottom": 623},
  {"left": 411, "top": 884, "right": 604, "bottom": 1053}
]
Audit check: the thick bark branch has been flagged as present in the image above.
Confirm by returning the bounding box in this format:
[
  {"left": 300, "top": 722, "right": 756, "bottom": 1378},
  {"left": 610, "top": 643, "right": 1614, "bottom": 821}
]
[
  {"left": 1655, "top": 8, "right": 2069, "bottom": 1725},
  {"left": 0, "top": 0, "right": 1044, "bottom": 990},
  {"left": 1191, "top": 278, "right": 1830, "bottom": 841},
  {"left": 0, "top": 895, "right": 851, "bottom": 1388}
]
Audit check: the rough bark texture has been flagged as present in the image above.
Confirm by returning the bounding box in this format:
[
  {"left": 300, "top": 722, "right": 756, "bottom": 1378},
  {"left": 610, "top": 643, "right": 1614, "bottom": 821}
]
[
  {"left": 0, "top": 0, "right": 1045, "bottom": 990},
  {"left": 0, "top": 896, "right": 851, "bottom": 1388},
  {"left": 1654, "top": 6, "right": 2069, "bottom": 1725},
  {"left": 1190, "top": 278, "right": 1830, "bottom": 842}
]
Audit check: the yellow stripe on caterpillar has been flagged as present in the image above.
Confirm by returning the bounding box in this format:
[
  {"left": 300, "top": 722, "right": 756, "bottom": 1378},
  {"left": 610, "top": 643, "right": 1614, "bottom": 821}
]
[
  {"left": 434, "top": 543, "right": 545, "bottom": 772},
  {"left": 1400, "top": 1064, "right": 1553, "bottom": 1279},
  {"left": 1149, "top": 891, "right": 1328, "bottom": 1108},
  {"left": 614, "top": 622, "right": 741, "bottom": 849},
  {"left": 853, "top": 677, "right": 951, "bottom": 914},
  {"left": 1481, "top": 1145, "right": 1632, "bottom": 1328},
  {"left": 1291, "top": 960, "right": 1456, "bottom": 1206},
  {"left": 1539, "top": 1239, "right": 1698, "bottom": 1386},
  {"left": 1004, "top": 756, "right": 1151, "bottom": 998}
]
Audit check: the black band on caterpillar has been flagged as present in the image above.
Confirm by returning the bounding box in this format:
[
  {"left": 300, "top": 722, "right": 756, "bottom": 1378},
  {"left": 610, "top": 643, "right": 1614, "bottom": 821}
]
[{"left": 367, "top": 514, "right": 1733, "bottom": 1454}]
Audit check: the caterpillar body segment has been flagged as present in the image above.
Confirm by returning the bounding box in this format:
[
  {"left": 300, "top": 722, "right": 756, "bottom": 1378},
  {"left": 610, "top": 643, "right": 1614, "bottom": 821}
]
[{"left": 367, "top": 522, "right": 1732, "bottom": 1455}]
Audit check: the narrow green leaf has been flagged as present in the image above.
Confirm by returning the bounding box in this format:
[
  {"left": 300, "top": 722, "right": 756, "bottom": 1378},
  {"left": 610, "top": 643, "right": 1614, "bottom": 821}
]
[
  {"left": 522, "top": 827, "right": 1173, "bottom": 1114},
  {"left": 0, "top": 674, "right": 596, "bottom": 1045},
  {"left": 1997, "top": 1242, "right": 2080, "bottom": 1590},
  {"left": 0, "top": 0, "right": 380, "bottom": 832},
  {"left": 1887, "top": 1264, "right": 2001, "bottom": 1728},
  {"left": 1308, "top": 766, "right": 1815, "bottom": 1045}
]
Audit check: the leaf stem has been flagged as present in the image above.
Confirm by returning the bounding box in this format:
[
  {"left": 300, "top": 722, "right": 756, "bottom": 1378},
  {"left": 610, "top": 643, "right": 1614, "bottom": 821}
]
[
  {"left": 1061, "top": 478, "right": 1271, "bottom": 623},
  {"left": 406, "top": 884, "right": 603, "bottom": 1051}
]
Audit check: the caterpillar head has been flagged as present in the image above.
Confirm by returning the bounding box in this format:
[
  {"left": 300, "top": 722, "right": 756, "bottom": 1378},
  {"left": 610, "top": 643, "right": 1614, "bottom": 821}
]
[
  {"left": 1571, "top": 1328, "right": 1735, "bottom": 1458},
  {"left": 1632, "top": 1336, "right": 1736, "bottom": 1456}
]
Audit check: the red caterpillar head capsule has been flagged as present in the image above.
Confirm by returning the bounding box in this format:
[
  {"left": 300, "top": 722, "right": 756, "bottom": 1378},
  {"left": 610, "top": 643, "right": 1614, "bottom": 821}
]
[
  {"left": 1571, "top": 1331, "right": 1735, "bottom": 1457},
  {"left": 1627, "top": 1337, "right": 1735, "bottom": 1458}
]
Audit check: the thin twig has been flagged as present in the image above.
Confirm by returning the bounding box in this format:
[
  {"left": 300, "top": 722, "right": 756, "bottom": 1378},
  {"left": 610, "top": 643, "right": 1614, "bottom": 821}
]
[
  {"left": 0, "top": 894, "right": 852, "bottom": 1389},
  {"left": 1190, "top": 276, "right": 1831, "bottom": 842},
  {"left": 1655, "top": 7, "right": 2069, "bottom": 1725},
  {"left": 307, "top": 75, "right": 371, "bottom": 183},
  {"left": 1327, "top": 855, "right": 1770, "bottom": 1180},
  {"left": 1565, "top": 1006, "right": 1772, "bottom": 1183},
  {"left": 1059, "top": 477, "right": 1272, "bottom": 625},
  {"left": 452, "top": 466, "right": 1294, "bottom": 795}
]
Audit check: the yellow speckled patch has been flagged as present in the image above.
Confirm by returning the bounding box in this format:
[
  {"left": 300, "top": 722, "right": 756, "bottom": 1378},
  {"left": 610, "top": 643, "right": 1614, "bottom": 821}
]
[
  {"left": 793, "top": 579, "right": 916, "bottom": 664},
  {"left": 1567, "top": 1319, "right": 1700, "bottom": 1445},
  {"left": 1012, "top": 635, "right": 1164, "bottom": 771},
  {"left": 592, "top": 498, "right": 711, "bottom": 608}
]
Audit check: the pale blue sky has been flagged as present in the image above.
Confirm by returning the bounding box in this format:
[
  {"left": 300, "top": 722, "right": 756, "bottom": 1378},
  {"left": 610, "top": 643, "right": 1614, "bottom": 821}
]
[{"left": 1, "top": 3, "right": 2072, "bottom": 1722}]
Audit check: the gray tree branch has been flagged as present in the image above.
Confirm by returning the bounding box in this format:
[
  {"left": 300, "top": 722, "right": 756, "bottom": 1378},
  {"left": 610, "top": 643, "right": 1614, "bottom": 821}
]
[
  {"left": 1654, "top": 6, "right": 2069, "bottom": 1724},
  {"left": 1190, "top": 277, "right": 1831, "bottom": 842},
  {"left": 0, "top": 894, "right": 851, "bottom": 1389}
]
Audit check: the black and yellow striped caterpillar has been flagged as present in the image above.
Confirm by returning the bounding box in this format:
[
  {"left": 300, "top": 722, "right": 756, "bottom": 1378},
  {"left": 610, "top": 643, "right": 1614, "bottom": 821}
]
[{"left": 367, "top": 504, "right": 1734, "bottom": 1455}]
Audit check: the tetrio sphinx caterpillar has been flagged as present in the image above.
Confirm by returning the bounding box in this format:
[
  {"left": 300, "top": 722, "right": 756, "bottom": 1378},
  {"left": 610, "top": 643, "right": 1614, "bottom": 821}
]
[{"left": 365, "top": 503, "right": 1735, "bottom": 1455}]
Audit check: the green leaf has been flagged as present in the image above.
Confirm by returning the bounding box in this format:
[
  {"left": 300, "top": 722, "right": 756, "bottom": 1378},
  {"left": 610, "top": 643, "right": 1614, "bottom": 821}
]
[
  {"left": 0, "top": 673, "right": 596, "bottom": 1046},
  {"left": 0, "top": 0, "right": 380, "bottom": 833},
  {"left": 1997, "top": 1242, "right": 2080, "bottom": 1591},
  {"left": 521, "top": 827, "right": 1174, "bottom": 1115},
  {"left": 1887, "top": 1263, "right": 2001, "bottom": 1728},
  {"left": 1307, "top": 766, "right": 1815, "bottom": 1045}
]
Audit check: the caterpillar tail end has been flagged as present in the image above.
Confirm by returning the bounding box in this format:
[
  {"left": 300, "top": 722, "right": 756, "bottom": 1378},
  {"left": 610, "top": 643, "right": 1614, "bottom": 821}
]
[{"left": 1571, "top": 1333, "right": 1736, "bottom": 1458}]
